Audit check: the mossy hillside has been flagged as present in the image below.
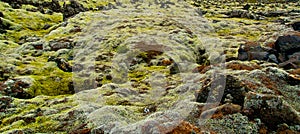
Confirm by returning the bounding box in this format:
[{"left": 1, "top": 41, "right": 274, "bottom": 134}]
[{"left": 0, "top": 1, "right": 63, "bottom": 42}]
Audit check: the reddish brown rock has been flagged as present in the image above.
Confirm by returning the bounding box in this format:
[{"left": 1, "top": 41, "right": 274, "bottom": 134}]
[{"left": 226, "top": 61, "right": 261, "bottom": 71}]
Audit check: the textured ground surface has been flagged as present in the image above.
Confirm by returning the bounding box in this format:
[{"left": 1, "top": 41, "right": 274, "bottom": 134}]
[{"left": 0, "top": 0, "right": 299, "bottom": 133}]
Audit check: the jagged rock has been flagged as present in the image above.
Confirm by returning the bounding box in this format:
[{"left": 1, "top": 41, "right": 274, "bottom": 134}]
[
  {"left": 279, "top": 52, "right": 300, "bottom": 69},
  {"left": 0, "top": 63, "right": 15, "bottom": 81},
  {"left": 1, "top": 0, "right": 300, "bottom": 133},
  {"left": 18, "top": 36, "right": 41, "bottom": 45},
  {"left": 166, "top": 121, "right": 203, "bottom": 134},
  {"left": 198, "top": 103, "right": 241, "bottom": 120},
  {"left": 243, "top": 92, "right": 300, "bottom": 129},
  {"left": 1, "top": 0, "right": 61, "bottom": 13}
]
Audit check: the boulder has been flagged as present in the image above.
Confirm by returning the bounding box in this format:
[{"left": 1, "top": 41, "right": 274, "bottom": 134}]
[
  {"left": 274, "top": 35, "right": 300, "bottom": 62},
  {"left": 292, "top": 21, "right": 300, "bottom": 31},
  {"left": 243, "top": 92, "right": 300, "bottom": 129}
]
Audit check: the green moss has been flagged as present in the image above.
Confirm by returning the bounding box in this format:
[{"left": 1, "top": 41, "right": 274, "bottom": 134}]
[
  {"left": 104, "top": 94, "right": 129, "bottom": 105},
  {"left": 0, "top": 94, "right": 76, "bottom": 133},
  {"left": 76, "top": 0, "right": 111, "bottom": 9},
  {"left": 128, "top": 70, "right": 148, "bottom": 82},
  {"left": 21, "top": 4, "right": 38, "bottom": 11},
  {"left": 0, "top": 40, "right": 19, "bottom": 54},
  {"left": 28, "top": 71, "right": 73, "bottom": 96},
  {"left": 28, "top": 116, "right": 60, "bottom": 133},
  {"left": 0, "top": 2, "right": 63, "bottom": 42}
]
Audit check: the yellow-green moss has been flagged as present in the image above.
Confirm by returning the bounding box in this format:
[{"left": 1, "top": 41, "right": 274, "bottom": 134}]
[
  {"left": 21, "top": 4, "right": 38, "bottom": 11},
  {"left": 28, "top": 71, "right": 73, "bottom": 96},
  {"left": 0, "top": 2, "right": 63, "bottom": 42},
  {"left": 0, "top": 95, "right": 76, "bottom": 133},
  {"left": 15, "top": 56, "right": 73, "bottom": 96},
  {"left": 0, "top": 40, "right": 19, "bottom": 54},
  {"left": 29, "top": 116, "right": 60, "bottom": 133}
]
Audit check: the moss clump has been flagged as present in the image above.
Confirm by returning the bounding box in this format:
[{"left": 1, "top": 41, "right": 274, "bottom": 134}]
[
  {"left": 15, "top": 55, "right": 74, "bottom": 96},
  {"left": 0, "top": 1, "right": 63, "bottom": 42},
  {"left": 30, "top": 66, "right": 73, "bottom": 96},
  {"left": 29, "top": 73, "right": 73, "bottom": 96}
]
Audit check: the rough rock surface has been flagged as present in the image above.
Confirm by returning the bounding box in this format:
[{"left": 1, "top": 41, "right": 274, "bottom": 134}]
[{"left": 0, "top": 0, "right": 299, "bottom": 133}]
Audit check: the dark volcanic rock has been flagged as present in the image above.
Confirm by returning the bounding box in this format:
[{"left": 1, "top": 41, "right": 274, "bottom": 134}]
[
  {"left": 275, "top": 35, "right": 300, "bottom": 62},
  {"left": 2, "top": 0, "right": 61, "bottom": 12},
  {"left": 47, "top": 0, "right": 61, "bottom": 12},
  {"left": 237, "top": 42, "right": 278, "bottom": 63},
  {"left": 0, "top": 12, "right": 4, "bottom": 18},
  {"left": 243, "top": 4, "right": 251, "bottom": 10},
  {"left": 63, "top": 0, "right": 87, "bottom": 20},
  {"left": 292, "top": 21, "right": 300, "bottom": 31},
  {"left": 236, "top": 35, "right": 300, "bottom": 69}
]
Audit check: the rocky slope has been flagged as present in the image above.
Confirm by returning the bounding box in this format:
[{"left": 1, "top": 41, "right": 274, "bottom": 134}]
[{"left": 0, "top": 0, "right": 299, "bottom": 133}]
